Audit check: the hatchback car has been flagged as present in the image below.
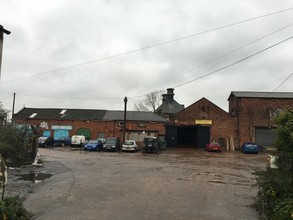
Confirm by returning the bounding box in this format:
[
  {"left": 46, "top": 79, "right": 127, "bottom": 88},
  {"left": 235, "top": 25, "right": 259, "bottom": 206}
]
[
  {"left": 38, "top": 136, "right": 55, "bottom": 148},
  {"left": 241, "top": 142, "right": 259, "bottom": 154},
  {"left": 205, "top": 142, "right": 221, "bottom": 152},
  {"left": 84, "top": 140, "right": 103, "bottom": 151},
  {"left": 122, "top": 140, "right": 138, "bottom": 152},
  {"left": 103, "top": 137, "right": 120, "bottom": 152}
]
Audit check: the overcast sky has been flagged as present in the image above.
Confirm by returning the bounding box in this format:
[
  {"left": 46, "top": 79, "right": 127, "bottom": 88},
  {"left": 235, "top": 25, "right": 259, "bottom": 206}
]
[{"left": 1, "top": 0, "right": 293, "bottom": 118}]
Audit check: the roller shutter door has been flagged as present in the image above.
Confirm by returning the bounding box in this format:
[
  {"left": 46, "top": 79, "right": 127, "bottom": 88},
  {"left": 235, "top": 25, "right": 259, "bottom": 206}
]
[{"left": 255, "top": 128, "right": 276, "bottom": 147}]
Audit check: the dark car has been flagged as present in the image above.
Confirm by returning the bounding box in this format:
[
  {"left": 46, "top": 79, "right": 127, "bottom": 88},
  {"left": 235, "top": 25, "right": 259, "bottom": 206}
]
[
  {"left": 205, "top": 141, "right": 221, "bottom": 152},
  {"left": 142, "top": 137, "right": 159, "bottom": 154},
  {"left": 84, "top": 140, "right": 103, "bottom": 151},
  {"left": 241, "top": 142, "right": 259, "bottom": 154},
  {"left": 103, "top": 137, "right": 120, "bottom": 152},
  {"left": 54, "top": 137, "right": 71, "bottom": 147},
  {"left": 38, "top": 136, "right": 55, "bottom": 148}
]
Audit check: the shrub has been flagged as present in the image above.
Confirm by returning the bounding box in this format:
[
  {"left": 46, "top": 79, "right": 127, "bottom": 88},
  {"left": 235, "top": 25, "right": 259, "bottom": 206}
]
[
  {"left": 256, "top": 110, "right": 293, "bottom": 219},
  {"left": 0, "top": 196, "right": 31, "bottom": 220},
  {"left": 0, "top": 124, "right": 37, "bottom": 167}
]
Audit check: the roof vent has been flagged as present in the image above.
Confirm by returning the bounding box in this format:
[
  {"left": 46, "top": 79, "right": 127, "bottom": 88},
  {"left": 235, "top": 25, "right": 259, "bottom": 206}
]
[{"left": 29, "top": 113, "right": 38, "bottom": 118}]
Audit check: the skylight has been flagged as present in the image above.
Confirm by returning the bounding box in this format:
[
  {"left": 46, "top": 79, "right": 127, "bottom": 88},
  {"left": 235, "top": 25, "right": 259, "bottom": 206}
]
[
  {"left": 60, "top": 109, "right": 67, "bottom": 114},
  {"left": 29, "top": 113, "right": 38, "bottom": 118}
]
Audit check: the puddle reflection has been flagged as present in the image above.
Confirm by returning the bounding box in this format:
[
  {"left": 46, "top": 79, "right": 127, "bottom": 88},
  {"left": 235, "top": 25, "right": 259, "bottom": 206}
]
[{"left": 16, "top": 172, "right": 53, "bottom": 183}]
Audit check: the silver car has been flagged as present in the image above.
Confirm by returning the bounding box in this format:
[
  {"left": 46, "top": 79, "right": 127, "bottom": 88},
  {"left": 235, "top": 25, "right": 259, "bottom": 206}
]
[{"left": 122, "top": 140, "right": 138, "bottom": 152}]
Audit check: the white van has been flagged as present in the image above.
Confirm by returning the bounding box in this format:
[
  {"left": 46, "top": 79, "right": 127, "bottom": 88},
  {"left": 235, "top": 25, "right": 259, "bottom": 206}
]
[{"left": 71, "top": 135, "right": 86, "bottom": 147}]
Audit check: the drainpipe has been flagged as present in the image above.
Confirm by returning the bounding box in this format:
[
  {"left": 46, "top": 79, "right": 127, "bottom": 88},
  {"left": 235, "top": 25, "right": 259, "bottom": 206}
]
[{"left": 237, "top": 98, "right": 240, "bottom": 149}]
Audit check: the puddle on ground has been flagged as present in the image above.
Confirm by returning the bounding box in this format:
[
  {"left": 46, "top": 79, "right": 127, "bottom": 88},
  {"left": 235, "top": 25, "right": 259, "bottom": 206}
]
[{"left": 16, "top": 172, "right": 53, "bottom": 183}]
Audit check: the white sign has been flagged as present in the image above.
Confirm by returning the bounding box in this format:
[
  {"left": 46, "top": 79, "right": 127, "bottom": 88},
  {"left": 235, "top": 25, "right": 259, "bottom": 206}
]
[{"left": 52, "top": 125, "right": 72, "bottom": 130}]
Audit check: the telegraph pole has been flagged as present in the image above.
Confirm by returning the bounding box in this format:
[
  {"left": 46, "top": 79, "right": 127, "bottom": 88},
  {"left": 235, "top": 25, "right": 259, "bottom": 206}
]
[
  {"left": 123, "top": 97, "right": 127, "bottom": 145},
  {"left": 12, "top": 92, "right": 16, "bottom": 120},
  {"left": 0, "top": 25, "right": 11, "bottom": 80}
]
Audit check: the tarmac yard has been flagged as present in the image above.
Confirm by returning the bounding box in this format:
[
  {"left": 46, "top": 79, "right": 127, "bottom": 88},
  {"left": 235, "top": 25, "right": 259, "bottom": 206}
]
[{"left": 11, "top": 148, "right": 266, "bottom": 220}]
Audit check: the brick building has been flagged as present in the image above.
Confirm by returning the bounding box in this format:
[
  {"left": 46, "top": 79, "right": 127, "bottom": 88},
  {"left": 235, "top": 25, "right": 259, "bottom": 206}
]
[
  {"left": 13, "top": 91, "right": 293, "bottom": 151},
  {"left": 228, "top": 91, "right": 293, "bottom": 148},
  {"left": 166, "top": 98, "right": 236, "bottom": 149},
  {"left": 13, "top": 108, "right": 166, "bottom": 145}
]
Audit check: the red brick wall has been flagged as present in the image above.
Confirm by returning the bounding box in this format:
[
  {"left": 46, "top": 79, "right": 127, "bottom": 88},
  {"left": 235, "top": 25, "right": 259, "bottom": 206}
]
[
  {"left": 173, "top": 98, "right": 236, "bottom": 145},
  {"left": 14, "top": 118, "right": 165, "bottom": 142},
  {"left": 229, "top": 97, "right": 293, "bottom": 146}
]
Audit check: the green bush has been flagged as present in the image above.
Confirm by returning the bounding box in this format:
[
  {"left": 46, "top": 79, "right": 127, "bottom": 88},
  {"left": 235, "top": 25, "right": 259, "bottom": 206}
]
[
  {"left": 0, "top": 124, "right": 36, "bottom": 167},
  {"left": 0, "top": 196, "right": 31, "bottom": 220},
  {"left": 256, "top": 110, "right": 293, "bottom": 219}
]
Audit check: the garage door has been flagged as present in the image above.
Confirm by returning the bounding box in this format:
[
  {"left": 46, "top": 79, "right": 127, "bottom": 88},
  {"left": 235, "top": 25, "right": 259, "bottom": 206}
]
[
  {"left": 255, "top": 128, "right": 276, "bottom": 147},
  {"left": 165, "top": 125, "right": 177, "bottom": 147},
  {"left": 54, "top": 129, "right": 69, "bottom": 140}
]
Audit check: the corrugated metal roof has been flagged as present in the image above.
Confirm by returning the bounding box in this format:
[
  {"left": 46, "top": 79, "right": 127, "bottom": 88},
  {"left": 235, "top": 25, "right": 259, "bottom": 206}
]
[
  {"left": 229, "top": 91, "right": 293, "bottom": 99},
  {"left": 13, "top": 108, "right": 107, "bottom": 120},
  {"left": 103, "top": 111, "right": 166, "bottom": 122}
]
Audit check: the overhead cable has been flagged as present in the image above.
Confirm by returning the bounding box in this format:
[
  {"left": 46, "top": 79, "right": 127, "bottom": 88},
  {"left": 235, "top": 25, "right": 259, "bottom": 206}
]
[{"left": 2, "top": 7, "right": 293, "bottom": 84}]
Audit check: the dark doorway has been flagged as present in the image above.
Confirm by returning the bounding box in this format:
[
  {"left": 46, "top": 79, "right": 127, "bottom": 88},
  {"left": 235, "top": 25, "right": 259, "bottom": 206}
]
[
  {"left": 165, "top": 125, "right": 177, "bottom": 147},
  {"left": 196, "top": 126, "right": 210, "bottom": 148},
  {"left": 177, "top": 126, "right": 197, "bottom": 147},
  {"left": 165, "top": 125, "right": 211, "bottom": 148}
]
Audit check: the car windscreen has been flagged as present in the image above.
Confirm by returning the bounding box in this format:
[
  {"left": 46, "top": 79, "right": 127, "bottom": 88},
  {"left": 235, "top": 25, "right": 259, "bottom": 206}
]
[
  {"left": 88, "top": 140, "right": 98, "bottom": 144},
  {"left": 105, "top": 139, "right": 116, "bottom": 145},
  {"left": 124, "top": 141, "right": 134, "bottom": 145}
]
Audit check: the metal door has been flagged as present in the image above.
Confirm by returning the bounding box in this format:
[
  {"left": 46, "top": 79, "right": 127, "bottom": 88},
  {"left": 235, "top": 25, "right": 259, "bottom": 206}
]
[
  {"left": 165, "top": 125, "right": 177, "bottom": 147},
  {"left": 196, "top": 126, "right": 210, "bottom": 148}
]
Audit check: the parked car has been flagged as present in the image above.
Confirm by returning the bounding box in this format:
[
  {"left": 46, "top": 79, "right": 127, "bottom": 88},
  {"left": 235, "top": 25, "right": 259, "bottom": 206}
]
[
  {"left": 97, "top": 138, "right": 106, "bottom": 144},
  {"left": 71, "top": 135, "right": 86, "bottom": 147},
  {"left": 142, "top": 136, "right": 159, "bottom": 154},
  {"left": 38, "top": 136, "right": 55, "bottom": 148},
  {"left": 122, "top": 140, "right": 138, "bottom": 152},
  {"left": 84, "top": 140, "right": 104, "bottom": 151},
  {"left": 241, "top": 142, "right": 259, "bottom": 154},
  {"left": 103, "top": 137, "right": 120, "bottom": 152},
  {"left": 54, "top": 137, "right": 71, "bottom": 147},
  {"left": 205, "top": 141, "right": 221, "bottom": 152}
]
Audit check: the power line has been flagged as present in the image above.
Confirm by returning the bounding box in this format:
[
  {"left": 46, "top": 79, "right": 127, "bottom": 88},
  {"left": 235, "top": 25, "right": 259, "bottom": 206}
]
[
  {"left": 2, "top": 7, "right": 293, "bottom": 84},
  {"left": 173, "top": 35, "right": 293, "bottom": 89},
  {"left": 17, "top": 94, "right": 122, "bottom": 100},
  {"left": 131, "top": 22, "right": 293, "bottom": 96},
  {"left": 10, "top": 35, "right": 293, "bottom": 102},
  {"left": 272, "top": 72, "right": 293, "bottom": 92}
]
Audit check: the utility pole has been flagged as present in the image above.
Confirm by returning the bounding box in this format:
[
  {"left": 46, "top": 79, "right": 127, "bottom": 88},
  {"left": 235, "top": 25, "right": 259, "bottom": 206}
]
[
  {"left": 12, "top": 92, "right": 16, "bottom": 120},
  {"left": 0, "top": 25, "right": 11, "bottom": 80},
  {"left": 123, "top": 97, "right": 127, "bottom": 146}
]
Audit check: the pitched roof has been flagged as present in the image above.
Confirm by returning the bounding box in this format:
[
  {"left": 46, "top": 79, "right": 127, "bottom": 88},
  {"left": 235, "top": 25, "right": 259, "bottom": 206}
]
[
  {"left": 13, "top": 108, "right": 166, "bottom": 122},
  {"left": 103, "top": 111, "right": 166, "bottom": 122},
  {"left": 13, "top": 108, "right": 107, "bottom": 121},
  {"left": 228, "top": 91, "right": 293, "bottom": 100},
  {"left": 155, "top": 100, "right": 184, "bottom": 115}
]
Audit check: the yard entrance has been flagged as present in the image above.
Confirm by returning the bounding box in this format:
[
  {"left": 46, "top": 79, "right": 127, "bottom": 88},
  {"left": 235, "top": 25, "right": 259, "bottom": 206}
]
[{"left": 165, "top": 125, "right": 210, "bottom": 148}]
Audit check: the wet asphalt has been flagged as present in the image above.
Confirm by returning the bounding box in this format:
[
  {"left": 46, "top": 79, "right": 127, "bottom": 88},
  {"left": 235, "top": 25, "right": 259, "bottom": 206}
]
[{"left": 21, "top": 147, "right": 267, "bottom": 220}]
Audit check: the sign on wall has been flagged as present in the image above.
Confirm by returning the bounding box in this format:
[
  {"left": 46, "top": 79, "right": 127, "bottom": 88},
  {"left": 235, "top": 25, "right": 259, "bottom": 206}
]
[
  {"left": 52, "top": 125, "right": 72, "bottom": 130},
  {"left": 195, "top": 120, "right": 212, "bottom": 125}
]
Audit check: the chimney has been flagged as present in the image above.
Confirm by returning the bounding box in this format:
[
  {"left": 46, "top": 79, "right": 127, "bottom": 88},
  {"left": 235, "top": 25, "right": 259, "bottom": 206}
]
[
  {"left": 166, "top": 88, "right": 174, "bottom": 101},
  {"left": 162, "top": 88, "right": 175, "bottom": 103}
]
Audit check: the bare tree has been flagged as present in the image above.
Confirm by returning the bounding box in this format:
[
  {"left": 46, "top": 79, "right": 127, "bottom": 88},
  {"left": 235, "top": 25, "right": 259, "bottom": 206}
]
[
  {"left": 0, "top": 102, "right": 8, "bottom": 126},
  {"left": 134, "top": 90, "right": 164, "bottom": 112}
]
